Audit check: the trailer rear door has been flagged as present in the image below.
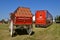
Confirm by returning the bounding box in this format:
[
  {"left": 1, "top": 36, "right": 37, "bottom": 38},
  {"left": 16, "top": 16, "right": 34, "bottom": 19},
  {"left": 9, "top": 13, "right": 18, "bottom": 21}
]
[
  {"left": 35, "top": 11, "right": 46, "bottom": 25},
  {"left": 15, "top": 17, "right": 25, "bottom": 25}
]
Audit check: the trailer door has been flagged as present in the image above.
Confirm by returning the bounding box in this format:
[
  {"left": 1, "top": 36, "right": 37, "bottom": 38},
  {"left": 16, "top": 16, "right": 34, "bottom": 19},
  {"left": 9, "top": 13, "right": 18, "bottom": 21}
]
[{"left": 36, "top": 11, "right": 46, "bottom": 25}]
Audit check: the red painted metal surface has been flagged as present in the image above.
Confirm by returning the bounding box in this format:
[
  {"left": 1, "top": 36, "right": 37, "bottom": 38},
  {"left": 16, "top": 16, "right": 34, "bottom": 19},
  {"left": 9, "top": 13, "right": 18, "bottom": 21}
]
[
  {"left": 13, "top": 17, "right": 32, "bottom": 25},
  {"left": 10, "top": 7, "right": 32, "bottom": 25},
  {"left": 35, "top": 10, "right": 46, "bottom": 25}
]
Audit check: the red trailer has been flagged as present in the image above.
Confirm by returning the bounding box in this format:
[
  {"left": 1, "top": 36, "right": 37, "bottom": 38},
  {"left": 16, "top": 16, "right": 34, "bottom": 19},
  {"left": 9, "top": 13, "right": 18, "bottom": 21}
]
[
  {"left": 35, "top": 10, "right": 53, "bottom": 27},
  {"left": 9, "top": 7, "right": 33, "bottom": 37}
]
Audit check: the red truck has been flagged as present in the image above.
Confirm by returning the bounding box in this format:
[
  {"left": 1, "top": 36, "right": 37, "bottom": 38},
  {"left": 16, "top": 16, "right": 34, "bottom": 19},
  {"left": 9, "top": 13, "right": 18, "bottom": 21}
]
[
  {"left": 35, "top": 10, "right": 53, "bottom": 27},
  {"left": 9, "top": 7, "right": 33, "bottom": 37}
]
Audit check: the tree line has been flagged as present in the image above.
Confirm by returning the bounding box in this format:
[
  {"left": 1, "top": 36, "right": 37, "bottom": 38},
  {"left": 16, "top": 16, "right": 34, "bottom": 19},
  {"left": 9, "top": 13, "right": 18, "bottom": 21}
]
[
  {"left": 0, "top": 19, "right": 10, "bottom": 24},
  {"left": 55, "top": 16, "right": 60, "bottom": 23}
]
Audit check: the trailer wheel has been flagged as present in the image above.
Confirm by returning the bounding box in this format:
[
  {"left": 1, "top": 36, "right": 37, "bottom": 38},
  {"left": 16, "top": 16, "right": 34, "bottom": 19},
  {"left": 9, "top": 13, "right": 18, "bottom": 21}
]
[
  {"left": 27, "top": 25, "right": 32, "bottom": 35},
  {"left": 9, "top": 21, "right": 14, "bottom": 37}
]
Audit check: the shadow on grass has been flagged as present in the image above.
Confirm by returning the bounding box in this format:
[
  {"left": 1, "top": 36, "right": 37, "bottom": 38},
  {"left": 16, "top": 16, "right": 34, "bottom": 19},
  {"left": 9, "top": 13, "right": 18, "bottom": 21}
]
[{"left": 13, "top": 28, "right": 35, "bottom": 37}]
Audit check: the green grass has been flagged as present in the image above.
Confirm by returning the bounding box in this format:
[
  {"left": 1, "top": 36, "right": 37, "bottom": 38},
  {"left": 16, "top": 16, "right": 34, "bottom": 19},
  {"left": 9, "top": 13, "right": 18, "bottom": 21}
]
[{"left": 0, "top": 23, "right": 60, "bottom": 40}]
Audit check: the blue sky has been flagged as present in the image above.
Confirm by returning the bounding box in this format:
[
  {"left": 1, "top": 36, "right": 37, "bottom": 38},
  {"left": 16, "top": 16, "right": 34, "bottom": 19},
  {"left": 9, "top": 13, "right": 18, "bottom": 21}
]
[{"left": 0, "top": 0, "right": 60, "bottom": 20}]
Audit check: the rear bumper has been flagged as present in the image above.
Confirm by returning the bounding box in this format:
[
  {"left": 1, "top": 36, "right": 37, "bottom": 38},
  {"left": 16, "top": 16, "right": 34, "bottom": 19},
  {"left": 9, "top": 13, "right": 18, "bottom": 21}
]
[{"left": 35, "top": 23, "right": 46, "bottom": 27}]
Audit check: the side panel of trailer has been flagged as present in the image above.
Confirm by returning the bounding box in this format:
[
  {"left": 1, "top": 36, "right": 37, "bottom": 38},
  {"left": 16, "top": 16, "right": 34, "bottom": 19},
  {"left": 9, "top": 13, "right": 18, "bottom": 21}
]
[{"left": 46, "top": 11, "right": 53, "bottom": 26}]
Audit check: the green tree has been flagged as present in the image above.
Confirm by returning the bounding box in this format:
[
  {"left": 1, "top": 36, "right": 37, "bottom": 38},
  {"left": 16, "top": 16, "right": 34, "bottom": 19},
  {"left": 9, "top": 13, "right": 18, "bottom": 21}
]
[
  {"left": 55, "top": 16, "right": 60, "bottom": 23},
  {"left": 1, "top": 19, "right": 5, "bottom": 24}
]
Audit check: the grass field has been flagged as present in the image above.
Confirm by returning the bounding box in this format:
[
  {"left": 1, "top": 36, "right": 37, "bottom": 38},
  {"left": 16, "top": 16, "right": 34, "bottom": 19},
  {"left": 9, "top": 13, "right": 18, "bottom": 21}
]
[{"left": 0, "top": 23, "right": 60, "bottom": 40}]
